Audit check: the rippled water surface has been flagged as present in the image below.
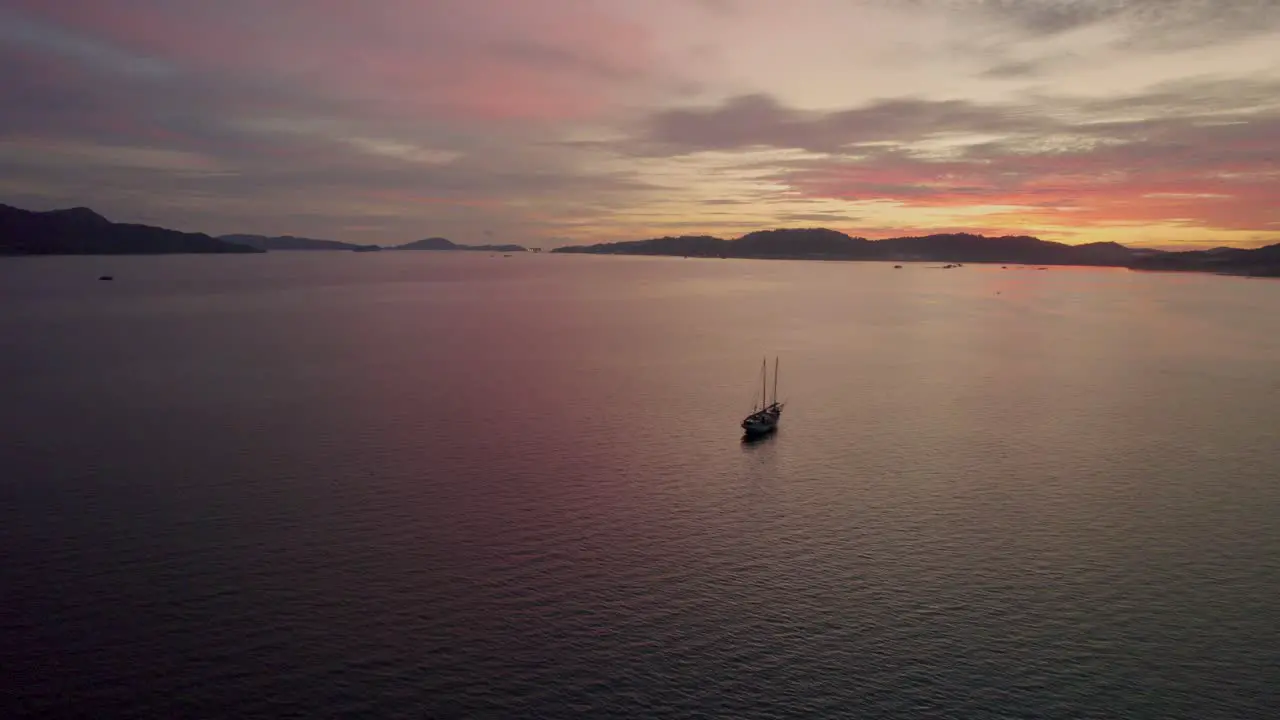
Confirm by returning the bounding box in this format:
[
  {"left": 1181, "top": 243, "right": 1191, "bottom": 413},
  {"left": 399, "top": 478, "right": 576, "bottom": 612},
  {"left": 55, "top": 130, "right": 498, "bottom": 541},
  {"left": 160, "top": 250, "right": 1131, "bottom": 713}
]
[{"left": 3, "top": 253, "right": 1279, "bottom": 718}]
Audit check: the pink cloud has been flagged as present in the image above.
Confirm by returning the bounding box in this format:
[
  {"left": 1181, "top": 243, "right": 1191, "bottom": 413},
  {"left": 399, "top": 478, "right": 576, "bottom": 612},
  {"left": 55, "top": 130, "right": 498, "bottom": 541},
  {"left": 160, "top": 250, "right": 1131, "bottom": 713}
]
[{"left": 12, "top": 0, "right": 656, "bottom": 122}]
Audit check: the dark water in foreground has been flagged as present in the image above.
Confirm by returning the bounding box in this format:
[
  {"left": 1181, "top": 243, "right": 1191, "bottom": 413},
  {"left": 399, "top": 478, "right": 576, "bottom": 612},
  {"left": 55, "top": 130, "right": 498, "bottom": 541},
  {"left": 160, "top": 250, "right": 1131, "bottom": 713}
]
[{"left": 3, "top": 253, "right": 1278, "bottom": 718}]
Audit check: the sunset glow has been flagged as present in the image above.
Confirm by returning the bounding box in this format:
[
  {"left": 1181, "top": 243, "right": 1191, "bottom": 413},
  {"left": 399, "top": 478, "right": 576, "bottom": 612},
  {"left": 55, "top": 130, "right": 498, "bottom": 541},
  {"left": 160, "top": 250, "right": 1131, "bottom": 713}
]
[{"left": 3, "top": 0, "right": 1279, "bottom": 248}]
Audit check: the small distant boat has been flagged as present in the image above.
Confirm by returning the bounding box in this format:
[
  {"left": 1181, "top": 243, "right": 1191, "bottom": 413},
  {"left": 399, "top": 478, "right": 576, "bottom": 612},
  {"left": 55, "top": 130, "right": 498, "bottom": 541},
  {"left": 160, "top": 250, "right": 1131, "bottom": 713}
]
[
  {"left": 352, "top": 245, "right": 382, "bottom": 252},
  {"left": 742, "top": 356, "right": 784, "bottom": 437}
]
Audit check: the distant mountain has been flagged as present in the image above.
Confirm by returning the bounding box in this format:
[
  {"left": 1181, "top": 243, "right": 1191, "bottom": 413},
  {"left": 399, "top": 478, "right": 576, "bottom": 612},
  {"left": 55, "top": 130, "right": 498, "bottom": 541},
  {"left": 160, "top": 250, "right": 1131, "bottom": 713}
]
[
  {"left": 6, "top": 200, "right": 1273, "bottom": 275},
  {"left": 219, "top": 234, "right": 365, "bottom": 251},
  {"left": 1129, "top": 243, "right": 1280, "bottom": 277},
  {"left": 554, "top": 228, "right": 1280, "bottom": 275},
  {"left": 0, "top": 204, "right": 262, "bottom": 255},
  {"left": 556, "top": 235, "right": 729, "bottom": 257},
  {"left": 1071, "top": 241, "right": 1139, "bottom": 265},
  {"left": 873, "top": 234, "right": 1137, "bottom": 265},
  {"left": 396, "top": 236, "right": 456, "bottom": 250},
  {"left": 736, "top": 228, "right": 873, "bottom": 258},
  {"left": 553, "top": 228, "right": 1140, "bottom": 266},
  {"left": 394, "top": 237, "right": 527, "bottom": 252}
]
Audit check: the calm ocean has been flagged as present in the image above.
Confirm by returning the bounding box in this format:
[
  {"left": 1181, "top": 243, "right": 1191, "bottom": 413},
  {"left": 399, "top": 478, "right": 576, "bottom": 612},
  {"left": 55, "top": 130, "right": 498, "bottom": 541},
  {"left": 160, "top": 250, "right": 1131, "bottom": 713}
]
[{"left": 3, "top": 252, "right": 1278, "bottom": 718}]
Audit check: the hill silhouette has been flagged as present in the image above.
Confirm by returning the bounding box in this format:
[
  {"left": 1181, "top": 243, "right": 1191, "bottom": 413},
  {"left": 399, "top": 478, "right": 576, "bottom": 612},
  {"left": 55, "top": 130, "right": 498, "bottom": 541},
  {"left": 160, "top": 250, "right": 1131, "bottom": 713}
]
[
  {"left": 873, "top": 235, "right": 1134, "bottom": 265},
  {"left": 1128, "top": 243, "right": 1280, "bottom": 276},
  {"left": 3, "top": 202, "right": 1274, "bottom": 274},
  {"left": 394, "top": 237, "right": 527, "bottom": 252},
  {"left": 736, "top": 228, "right": 873, "bottom": 257},
  {"left": 1, "top": 204, "right": 262, "bottom": 255},
  {"left": 552, "top": 228, "right": 1280, "bottom": 274},
  {"left": 219, "top": 234, "right": 364, "bottom": 251},
  {"left": 552, "top": 228, "right": 1138, "bottom": 265}
]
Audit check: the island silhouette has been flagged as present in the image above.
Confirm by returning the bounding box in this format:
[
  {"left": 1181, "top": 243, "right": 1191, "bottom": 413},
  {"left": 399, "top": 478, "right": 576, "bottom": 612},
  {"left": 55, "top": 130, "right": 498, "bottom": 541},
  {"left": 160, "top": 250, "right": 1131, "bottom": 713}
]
[
  {"left": 393, "top": 237, "right": 527, "bottom": 252},
  {"left": 2, "top": 202, "right": 1276, "bottom": 276},
  {"left": 552, "top": 228, "right": 1280, "bottom": 276},
  {"left": 1, "top": 204, "right": 261, "bottom": 255}
]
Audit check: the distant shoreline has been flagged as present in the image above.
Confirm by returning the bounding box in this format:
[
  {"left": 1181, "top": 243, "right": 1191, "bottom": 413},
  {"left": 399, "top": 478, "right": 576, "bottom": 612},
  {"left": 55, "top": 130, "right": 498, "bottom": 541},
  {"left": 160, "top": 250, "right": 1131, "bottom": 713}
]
[
  {"left": 3, "top": 202, "right": 1275, "bottom": 277},
  {"left": 550, "top": 228, "right": 1280, "bottom": 278},
  {"left": 554, "top": 253, "right": 1280, "bottom": 278},
  {"left": 0, "top": 203, "right": 528, "bottom": 256}
]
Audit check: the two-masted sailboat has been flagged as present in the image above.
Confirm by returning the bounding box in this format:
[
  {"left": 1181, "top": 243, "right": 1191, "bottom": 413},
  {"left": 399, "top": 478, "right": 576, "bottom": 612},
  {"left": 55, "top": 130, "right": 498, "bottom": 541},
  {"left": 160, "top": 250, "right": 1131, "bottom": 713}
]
[{"left": 741, "top": 357, "right": 784, "bottom": 437}]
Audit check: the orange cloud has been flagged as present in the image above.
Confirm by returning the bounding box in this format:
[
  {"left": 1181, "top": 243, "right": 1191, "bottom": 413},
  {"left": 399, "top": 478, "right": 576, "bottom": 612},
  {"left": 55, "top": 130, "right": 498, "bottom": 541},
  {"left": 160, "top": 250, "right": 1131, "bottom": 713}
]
[{"left": 780, "top": 116, "right": 1280, "bottom": 235}]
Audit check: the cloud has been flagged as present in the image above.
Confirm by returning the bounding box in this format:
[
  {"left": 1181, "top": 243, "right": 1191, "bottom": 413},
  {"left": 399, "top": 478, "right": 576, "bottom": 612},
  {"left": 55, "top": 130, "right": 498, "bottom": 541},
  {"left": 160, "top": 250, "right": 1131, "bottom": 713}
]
[
  {"left": 491, "top": 41, "right": 646, "bottom": 84},
  {"left": 692, "top": 0, "right": 744, "bottom": 16},
  {"left": 775, "top": 212, "right": 863, "bottom": 224},
  {"left": 5, "top": 0, "right": 663, "bottom": 123},
  {"left": 914, "top": 0, "right": 1280, "bottom": 45},
  {"left": 0, "top": 1, "right": 680, "bottom": 244},
  {"left": 628, "top": 73, "right": 1280, "bottom": 156},
  {"left": 978, "top": 53, "right": 1088, "bottom": 79},
  {"left": 979, "top": 59, "right": 1049, "bottom": 79},
  {"left": 607, "top": 71, "right": 1280, "bottom": 237},
  {"left": 775, "top": 108, "right": 1280, "bottom": 233},
  {"left": 630, "top": 94, "right": 1048, "bottom": 155},
  {"left": 0, "top": 138, "right": 224, "bottom": 173},
  {"left": 1066, "top": 76, "right": 1280, "bottom": 117},
  {"left": 2, "top": 0, "right": 1278, "bottom": 247},
  {"left": 0, "top": 7, "right": 173, "bottom": 79}
]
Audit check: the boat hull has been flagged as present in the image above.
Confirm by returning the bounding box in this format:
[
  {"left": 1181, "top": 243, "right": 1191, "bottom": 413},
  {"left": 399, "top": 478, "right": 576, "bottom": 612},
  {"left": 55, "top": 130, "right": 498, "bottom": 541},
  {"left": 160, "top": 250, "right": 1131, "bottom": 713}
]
[
  {"left": 741, "top": 407, "right": 782, "bottom": 436},
  {"left": 741, "top": 421, "right": 778, "bottom": 437}
]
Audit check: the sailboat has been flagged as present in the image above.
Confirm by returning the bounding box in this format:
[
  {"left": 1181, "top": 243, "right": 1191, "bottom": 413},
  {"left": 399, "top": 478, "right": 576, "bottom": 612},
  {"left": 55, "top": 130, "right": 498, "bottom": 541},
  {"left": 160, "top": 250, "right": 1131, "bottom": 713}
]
[{"left": 741, "top": 357, "right": 784, "bottom": 437}]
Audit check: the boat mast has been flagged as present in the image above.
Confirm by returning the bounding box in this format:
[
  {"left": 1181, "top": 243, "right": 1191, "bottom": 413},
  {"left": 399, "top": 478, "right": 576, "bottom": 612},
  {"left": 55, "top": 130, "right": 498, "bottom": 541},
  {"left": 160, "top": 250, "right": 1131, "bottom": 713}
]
[
  {"left": 752, "top": 353, "right": 762, "bottom": 409},
  {"left": 772, "top": 356, "right": 779, "bottom": 407}
]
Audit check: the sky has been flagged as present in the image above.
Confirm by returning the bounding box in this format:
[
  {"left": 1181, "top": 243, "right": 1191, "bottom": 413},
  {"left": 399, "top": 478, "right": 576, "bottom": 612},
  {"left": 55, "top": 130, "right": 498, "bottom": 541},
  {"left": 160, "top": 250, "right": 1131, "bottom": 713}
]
[{"left": 2, "top": 0, "right": 1279, "bottom": 248}]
